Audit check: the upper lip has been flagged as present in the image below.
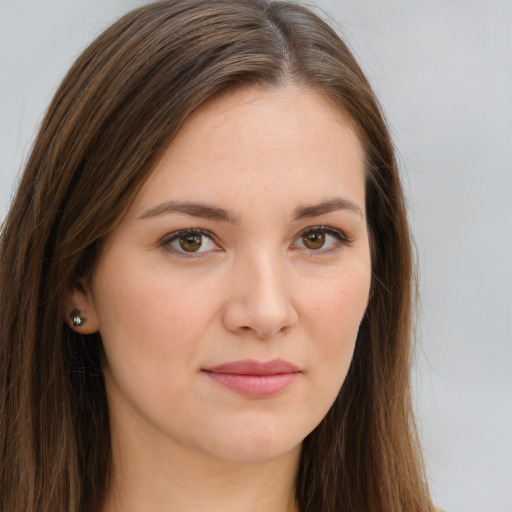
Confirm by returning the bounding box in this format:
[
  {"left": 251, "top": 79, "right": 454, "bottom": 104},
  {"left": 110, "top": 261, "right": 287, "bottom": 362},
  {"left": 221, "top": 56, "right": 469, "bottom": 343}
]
[{"left": 203, "top": 359, "right": 300, "bottom": 375}]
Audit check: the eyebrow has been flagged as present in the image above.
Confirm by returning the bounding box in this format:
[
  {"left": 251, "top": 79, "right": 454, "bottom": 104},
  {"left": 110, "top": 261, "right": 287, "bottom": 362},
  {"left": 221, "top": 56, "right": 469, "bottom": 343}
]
[
  {"left": 137, "top": 201, "right": 239, "bottom": 223},
  {"left": 137, "top": 197, "right": 363, "bottom": 223},
  {"left": 292, "top": 197, "right": 364, "bottom": 220}
]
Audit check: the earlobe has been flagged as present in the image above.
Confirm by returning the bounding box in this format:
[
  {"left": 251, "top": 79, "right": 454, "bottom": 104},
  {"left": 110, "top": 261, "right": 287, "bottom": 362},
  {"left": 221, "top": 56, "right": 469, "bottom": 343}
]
[
  {"left": 70, "top": 309, "right": 87, "bottom": 328},
  {"left": 66, "top": 280, "right": 99, "bottom": 334}
]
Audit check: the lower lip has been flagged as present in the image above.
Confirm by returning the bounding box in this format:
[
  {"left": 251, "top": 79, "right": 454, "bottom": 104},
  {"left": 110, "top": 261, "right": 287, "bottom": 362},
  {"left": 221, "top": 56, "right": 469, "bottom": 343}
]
[{"left": 203, "top": 371, "right": 299, "bottom": 398}]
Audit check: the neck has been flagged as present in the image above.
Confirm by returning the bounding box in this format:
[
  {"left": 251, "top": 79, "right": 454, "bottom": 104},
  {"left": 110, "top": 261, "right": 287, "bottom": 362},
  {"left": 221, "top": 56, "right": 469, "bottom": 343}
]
[{"left": 102, "top": 420, "right": 300, "bottom": 512}]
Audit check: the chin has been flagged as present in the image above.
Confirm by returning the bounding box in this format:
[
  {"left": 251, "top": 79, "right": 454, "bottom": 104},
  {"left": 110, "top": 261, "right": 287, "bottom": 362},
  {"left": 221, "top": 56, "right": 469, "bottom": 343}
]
[{"left": 201, "top": 419, "right": 306, "bottom": 464}]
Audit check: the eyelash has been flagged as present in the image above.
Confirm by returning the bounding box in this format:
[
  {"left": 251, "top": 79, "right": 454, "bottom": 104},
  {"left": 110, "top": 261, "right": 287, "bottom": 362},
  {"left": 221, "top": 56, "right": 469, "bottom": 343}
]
[
  {"left": 160, "top": 226, "right": 351, "bottom": 258},
  {"left": 295, "top": 226, "right": 351, "bottom": 255},
  {"left": 160, "top": 228, "right": 220, "bottom": 259}
]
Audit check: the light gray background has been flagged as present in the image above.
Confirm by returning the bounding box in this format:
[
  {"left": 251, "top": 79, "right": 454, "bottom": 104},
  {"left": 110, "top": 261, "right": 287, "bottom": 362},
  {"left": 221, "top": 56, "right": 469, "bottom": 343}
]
[{"left": 1, "top": 1, "right": 511, "bottom": 511}]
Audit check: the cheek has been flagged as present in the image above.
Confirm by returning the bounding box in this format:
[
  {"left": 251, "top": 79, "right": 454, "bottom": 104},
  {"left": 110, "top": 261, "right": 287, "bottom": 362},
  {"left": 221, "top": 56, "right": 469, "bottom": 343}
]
[
  {"left": 95, "top": 256, "right": 214, "bottom": 340},
  {"left": 91, "top": 257, "right": 217, "bottom": 391},
  {"left": 307, "top": 266, "right": 370, "bottom": 337},
  {"left": 90, "top": 258, "right": 225, "bottom": 433},
  {"left": 301, "top": 264, "right": 371, "bottom": 389}
]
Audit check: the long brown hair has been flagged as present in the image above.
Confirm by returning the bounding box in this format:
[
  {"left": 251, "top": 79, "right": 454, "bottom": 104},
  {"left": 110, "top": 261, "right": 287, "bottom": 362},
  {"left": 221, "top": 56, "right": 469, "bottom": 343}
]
[{"left": 0, "top": 1, "right": 433, "bottom": 510}]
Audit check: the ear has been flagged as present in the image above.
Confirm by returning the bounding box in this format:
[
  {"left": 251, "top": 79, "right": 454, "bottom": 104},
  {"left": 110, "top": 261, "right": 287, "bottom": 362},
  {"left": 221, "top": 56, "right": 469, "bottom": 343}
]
[{"left": 65, "top": 279, "right": 99, "bottom": 334}]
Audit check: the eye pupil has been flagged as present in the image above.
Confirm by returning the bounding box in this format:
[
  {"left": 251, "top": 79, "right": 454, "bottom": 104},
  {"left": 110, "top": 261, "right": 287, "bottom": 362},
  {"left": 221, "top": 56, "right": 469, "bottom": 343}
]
[
  {"left": 303, "top": 232, "right": 325, "bottom": 250},
  {"left": 179, "top": 234, "right": 202, "bottom": 252}
]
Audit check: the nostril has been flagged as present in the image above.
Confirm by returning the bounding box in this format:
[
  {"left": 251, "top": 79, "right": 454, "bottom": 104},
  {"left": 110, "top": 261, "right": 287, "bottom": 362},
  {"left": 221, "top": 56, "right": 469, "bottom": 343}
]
[{"left": 221, "top": 286, "right": 298, "bottom": 339}]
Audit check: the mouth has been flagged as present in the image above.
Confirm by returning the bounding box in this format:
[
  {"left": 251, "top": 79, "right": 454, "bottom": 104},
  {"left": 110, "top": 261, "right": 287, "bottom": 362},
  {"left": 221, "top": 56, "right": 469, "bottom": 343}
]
[{"left": 202, "top": 359, "right": 301, "bottom": 398}]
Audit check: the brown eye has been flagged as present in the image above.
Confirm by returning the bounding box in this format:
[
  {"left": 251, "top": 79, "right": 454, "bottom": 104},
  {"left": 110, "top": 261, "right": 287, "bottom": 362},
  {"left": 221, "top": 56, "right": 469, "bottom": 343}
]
[
  {"left": 179, "top": 234, "right": 203, "bottom": 252},
  {"left": 164, "top": 230, "right": 218, "bottom": 256},
  {"left": 302, "top": 232, "right": 325, "bottom": 250},
  {"left": 295, "top": 227, "right": 348, "bottom": 254}
]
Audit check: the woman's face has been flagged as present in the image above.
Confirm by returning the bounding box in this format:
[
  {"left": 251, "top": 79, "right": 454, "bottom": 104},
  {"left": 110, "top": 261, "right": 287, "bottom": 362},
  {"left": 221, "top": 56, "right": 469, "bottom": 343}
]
[{"left": 74, "top": 85, "right": 371, "bottom": 464}]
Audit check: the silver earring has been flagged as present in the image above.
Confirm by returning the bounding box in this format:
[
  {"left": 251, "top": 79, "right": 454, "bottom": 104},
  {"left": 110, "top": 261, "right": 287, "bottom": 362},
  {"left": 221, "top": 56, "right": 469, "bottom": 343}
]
[{"left": 70, "top": 309, "right": 86, "bottom": 328}]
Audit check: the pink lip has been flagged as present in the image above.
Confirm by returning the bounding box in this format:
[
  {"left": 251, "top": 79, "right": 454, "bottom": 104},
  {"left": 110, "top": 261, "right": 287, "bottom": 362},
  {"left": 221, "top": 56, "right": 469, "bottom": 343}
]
[{"left": 202, "top": 359, "right": 300, "bottom": 398}]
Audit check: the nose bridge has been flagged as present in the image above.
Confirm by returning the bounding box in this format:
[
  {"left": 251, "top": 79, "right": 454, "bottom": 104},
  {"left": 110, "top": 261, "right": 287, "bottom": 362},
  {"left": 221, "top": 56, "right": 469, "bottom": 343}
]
[
  {"left": 248, "top": 245, "right": 286, "bottom": 305},
  {"left": 223, "top": 243, "right": 297, "bottom": 338}
]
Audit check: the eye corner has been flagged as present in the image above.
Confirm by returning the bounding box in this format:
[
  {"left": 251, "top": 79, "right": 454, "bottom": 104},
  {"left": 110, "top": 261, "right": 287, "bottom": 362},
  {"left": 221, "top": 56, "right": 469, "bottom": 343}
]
[
  {"left": 292, "top": 225, "right": 351, "bottom": 254},
  {"left": 160, "top": 228, "right": 222, "bottom": 258}
]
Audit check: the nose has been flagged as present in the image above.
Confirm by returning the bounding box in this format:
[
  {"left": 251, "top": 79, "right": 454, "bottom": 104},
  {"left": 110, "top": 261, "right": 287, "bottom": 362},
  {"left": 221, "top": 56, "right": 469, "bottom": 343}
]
[{"left": 222, "top": 249, "right": 298, "bottom": 339}]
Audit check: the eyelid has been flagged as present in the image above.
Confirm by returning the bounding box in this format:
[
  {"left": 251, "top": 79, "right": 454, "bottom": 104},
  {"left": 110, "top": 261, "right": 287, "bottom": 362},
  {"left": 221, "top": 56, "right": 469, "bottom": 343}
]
[
  {"left": 160, "top": 228, "right": 222, "bottom": 257},
  {"left": 159, "top": 225, "right": 350, "bottom": 258},
  {"left": 292, "top": 225, "right": 351, "bottom": 253},
  {"left": 299, "top": 225, "right": 350, "bottom": 242}
]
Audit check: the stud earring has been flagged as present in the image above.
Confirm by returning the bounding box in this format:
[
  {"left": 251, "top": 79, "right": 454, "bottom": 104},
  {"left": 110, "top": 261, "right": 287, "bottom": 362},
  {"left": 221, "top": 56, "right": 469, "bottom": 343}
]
[{"left": 70, "top": 309, "right": 86, "bottom": 328}]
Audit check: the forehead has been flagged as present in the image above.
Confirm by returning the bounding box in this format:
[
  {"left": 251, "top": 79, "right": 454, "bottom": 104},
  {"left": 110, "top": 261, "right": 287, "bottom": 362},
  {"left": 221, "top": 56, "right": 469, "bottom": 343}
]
[{"left": 130, "top": 84, "right": 366, "bottom": 217}]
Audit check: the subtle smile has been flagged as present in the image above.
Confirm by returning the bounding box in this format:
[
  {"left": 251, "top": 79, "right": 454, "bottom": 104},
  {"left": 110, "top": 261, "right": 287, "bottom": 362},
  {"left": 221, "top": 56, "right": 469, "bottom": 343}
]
[{"left": 202, "top": 359, "right": 301, "bottom": 398}]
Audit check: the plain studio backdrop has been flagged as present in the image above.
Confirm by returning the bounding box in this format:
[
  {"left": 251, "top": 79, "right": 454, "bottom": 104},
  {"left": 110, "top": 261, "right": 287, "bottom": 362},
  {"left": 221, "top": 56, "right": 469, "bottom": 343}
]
[{"left": 1, "top": 1, "right": 511, "bottom": 511}]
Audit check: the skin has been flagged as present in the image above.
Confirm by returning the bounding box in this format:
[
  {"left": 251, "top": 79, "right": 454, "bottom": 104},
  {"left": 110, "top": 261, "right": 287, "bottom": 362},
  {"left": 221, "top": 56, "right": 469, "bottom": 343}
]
[{"left": 69, "top": 84, "right": 372, "bottom": 512}]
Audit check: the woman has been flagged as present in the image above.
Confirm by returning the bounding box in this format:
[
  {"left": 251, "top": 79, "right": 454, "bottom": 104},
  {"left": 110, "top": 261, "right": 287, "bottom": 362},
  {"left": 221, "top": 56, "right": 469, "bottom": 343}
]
[{"left": 0, "top": 0, "right": 435, "bottom": 511}]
